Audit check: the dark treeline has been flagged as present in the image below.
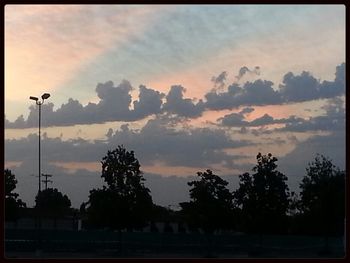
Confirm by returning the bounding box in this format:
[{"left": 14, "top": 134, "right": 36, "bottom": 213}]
[{"left": 5, "top": 145, "right": 345, "bottom": 242}]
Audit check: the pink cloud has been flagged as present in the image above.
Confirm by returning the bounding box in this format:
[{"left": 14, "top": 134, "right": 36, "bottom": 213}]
[{"left": 5, "top": 5, "right": 172, "bottom": 102}]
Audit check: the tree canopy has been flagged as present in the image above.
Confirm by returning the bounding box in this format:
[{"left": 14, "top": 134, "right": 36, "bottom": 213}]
[
  {"left": 233, "top": 153, "right": 290, "bottom": 234},
  {"left": 180, "top": 169, "right": 235, "bottom": 234},
  {"left": 298, "top": 154, "right": 345, "bottom": 236},
  {"left": 35, "top": 188, "right": 71, "bottom": 217},
  {"left": 85, "top": 145, "right": 153, "bottom": 231},
  {"left": 5, "top": 169, "right": 26, "bottom": 221}
]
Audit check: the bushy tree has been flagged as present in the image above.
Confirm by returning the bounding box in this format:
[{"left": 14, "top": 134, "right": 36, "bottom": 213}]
[
  {"left": 180, "top": 169, "right": 235, "bottom": 234},
  {"left": 5, "top": 169, "right": 26, "bottom": 221},
  {"left": 101, "top": 145, "right": 143, "bottom": 191},
  {"left": 298, "top": 154, "right": 345, "bottom": 238},
  {"left": 35, "top": 188, "right": 71, "bottom": 218},
  {"left": 233, "top": 153, "right": 290, "bottom": 235},
  {"left": 85, "top": 145, "right": 153, "bottom": 231}
]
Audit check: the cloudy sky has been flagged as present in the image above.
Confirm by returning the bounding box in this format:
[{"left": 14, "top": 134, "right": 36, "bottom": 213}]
[{"left": 5, "top": 5, "right": 345, "bottom": 208}]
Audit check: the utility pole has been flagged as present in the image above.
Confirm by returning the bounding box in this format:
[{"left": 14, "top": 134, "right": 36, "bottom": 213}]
[{"left": 41, "top": 173, "right": 53, "bottom": 190}]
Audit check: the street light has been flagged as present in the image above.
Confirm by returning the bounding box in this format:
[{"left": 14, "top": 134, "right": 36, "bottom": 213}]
[
  {"left": 29, "top": 93, "right": 50, "bottom": 194},
  {"left": 30, "top": 93, "right": 50, "bottom": 255}
]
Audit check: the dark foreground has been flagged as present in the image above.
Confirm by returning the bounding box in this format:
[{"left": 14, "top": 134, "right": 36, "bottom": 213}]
[{"left": 5, "top": 229, "right": 345, "bottom": 259}]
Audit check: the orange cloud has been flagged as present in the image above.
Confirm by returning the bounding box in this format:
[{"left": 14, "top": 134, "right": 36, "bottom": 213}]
[
  {"left": 5, "top": 161, "right": 22, "bottom": 169},
  {"left": 246, "top": 100, "right": 326, "bottom": 121},
  {"left": 142, "top": 162, "right": 202, "bottom": 177},
  {"left": 50, "top": 161, "right": 100, "bottom": 173}
]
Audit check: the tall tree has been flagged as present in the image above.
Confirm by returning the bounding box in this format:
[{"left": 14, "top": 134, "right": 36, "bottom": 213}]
[
  {"left": 233, "top": 153, "right": 290, "bottom": 235},
  {"left": 180, "top": 169, "right": 235, "bottom": 234},
  {"left": 35, "top": 188, "right": 71, "bottom": 226},
  {"left": 85, "top": 145, "right": 153, "bottom": 231},
  {"left": 298, "top": 154, "right": 345, "bottom": 249},
  {"left": 5, "top": 169, "right": 26, "bottom": 221},
  {"left": 35, "top": 188, "right": 71, "bottom": 213}
]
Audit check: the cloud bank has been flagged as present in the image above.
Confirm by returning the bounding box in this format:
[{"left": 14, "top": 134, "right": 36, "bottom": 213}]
[
  {"left": 5, "top": 117, "right": 251, "bottom": 170},
  {"left": 220, "top": 97, "right": 345, "bottom": 136},
  {"left": 5, "top": 63, "right": 345, "bottom": 129},
  {"left": 5, "top": 93, "right": 345, "bottom": 208}
]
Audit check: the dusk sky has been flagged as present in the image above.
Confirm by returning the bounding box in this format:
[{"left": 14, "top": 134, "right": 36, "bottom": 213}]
[{"left": 4, "top": 5, "right": 345, "bottom": 208}]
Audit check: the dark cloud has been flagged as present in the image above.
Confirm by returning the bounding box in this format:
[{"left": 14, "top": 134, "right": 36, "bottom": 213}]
[
  {"left": 238, "top": 127, "right": 248, "bottom": 134},
  {"left": 265, "top": 136, "right": 286, "bottom": 146},
  {"left": 204, "top": 84, "right": 241, "bottom": 110},
  {"left": 220, "top": 112, "right": 246, "bottom": 126},
  {"left": 252, "top": 114, "right": 304, "bottom": 127},
  {"left": 6, "top": 81, "right": 164, "bottom": 128},
  {"left": 335, "top": 62, "right": 345, "bottom": 84},
  {"left": 235, "top": 66, "right": 260, "bottom": 81},
  {"left": 243, "top": 80, "right": 282, "bottom": 105},
  {"left": 249, "top": 114, "right": 274, "bottom": 126},
  {"left": 240, "top": 107, "right": 255, "bottom": 115},
  {"left": 205, "top": 63, "right": 344, "bottom": 111},
  {"left": 211, "top": 71, "right": 227, "bottom": 89},
  {"left": 279, "top": 71, "right": 319, "bottom": 102},
  {"left": 107, "top": 118, "right": 250, "bottom": 168},
  {"left": 278, "top": 97, "right": 345, "bottom": 132},
  {"left": 233, "top": 96, "right": 344, "bottom": 135},
  {"left": 279, "top": 63, "right": 345, "bottom": 102},
  {"left": 51, "top": 99, "right": 87, "bottom": 126},
  {"left": 96, "top": 80, "right": 132, "bottom": 117},
  {"left": 5, "top": 133, "right": 104, "bottom": 164},
  {"left": 205, "top": 80, "right": 282, "bottom": 110},
  {"left": 220, "top": 111, "right": 304, "bottom": 127},
  {"left": 26, "top": 102, "right": 55, "bottom": 127},
  {"left": 318, "top": 63, "right": 345, "bottom": 99},
  {"left": 5, "top": 115, "right": 27, "bottom": 129},
  {"left": 5, "top": 118, "right": 251, "bottom": 171},
  {"left": 162, "top": 85, "right": 204, "bottom": 118},
  {"left": 250, "top": 127, "right": 274, "bottom": 136},
  {"left": 133, "top": 85, "right": 165, "bottom": 118},
  {"left": 6, "top": 81, "right": 132, "bottom": 128},
  {"left": 221, "top": 96, "right": 345, "bottom": 135},
  {"left": 218, "top": 106, "right": 256, "bottom": 127},
  {"left": 5, "top": 117, "right": 252, "bottom": 207},
  {"left": 5, "top": 63, "right": 345, "bottom": 128},
  {"left": 278, "top": 129, "right": 346, "bottom": 193}
]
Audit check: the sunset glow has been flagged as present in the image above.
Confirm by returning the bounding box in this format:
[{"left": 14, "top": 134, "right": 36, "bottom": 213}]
[{"left": 5, "top": 5, "right": 345, "bottom": 208}]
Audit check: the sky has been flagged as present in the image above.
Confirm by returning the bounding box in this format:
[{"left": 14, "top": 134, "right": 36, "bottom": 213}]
[{"left": 4, "top": 5, "right": 346, "bottom": 208}]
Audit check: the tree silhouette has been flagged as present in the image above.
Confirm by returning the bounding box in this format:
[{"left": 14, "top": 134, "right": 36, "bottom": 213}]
[
  {"left": 5, "top": 169, "right": 26, "bottom": 221},
  {"left": 180, "top": 169, "right": 235, "bottom": 234},
  {"left": 35, "top": 188, "right": 71, "bottom": 226},
  {"left": 298, "top": 154, "right": 345, "bottom": 250},
  {"left": 85, "top": 145, "right": 153, "bottom": 231},
  {"left": 233, "top": 153, "right": 290, "bottom": 236}
]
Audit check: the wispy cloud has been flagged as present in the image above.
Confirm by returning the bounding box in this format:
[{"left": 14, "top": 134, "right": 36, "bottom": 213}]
[{"left": 5, "top": 5, "right": 171, "bottom": 103}]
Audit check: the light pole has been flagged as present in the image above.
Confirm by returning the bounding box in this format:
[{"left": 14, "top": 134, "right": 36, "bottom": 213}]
[
  {"left": 30, "top": 93, "right": 50, "bottom": 256},
  {"left": 29, "top": 93, "right": 50, "bottom": 195}
]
